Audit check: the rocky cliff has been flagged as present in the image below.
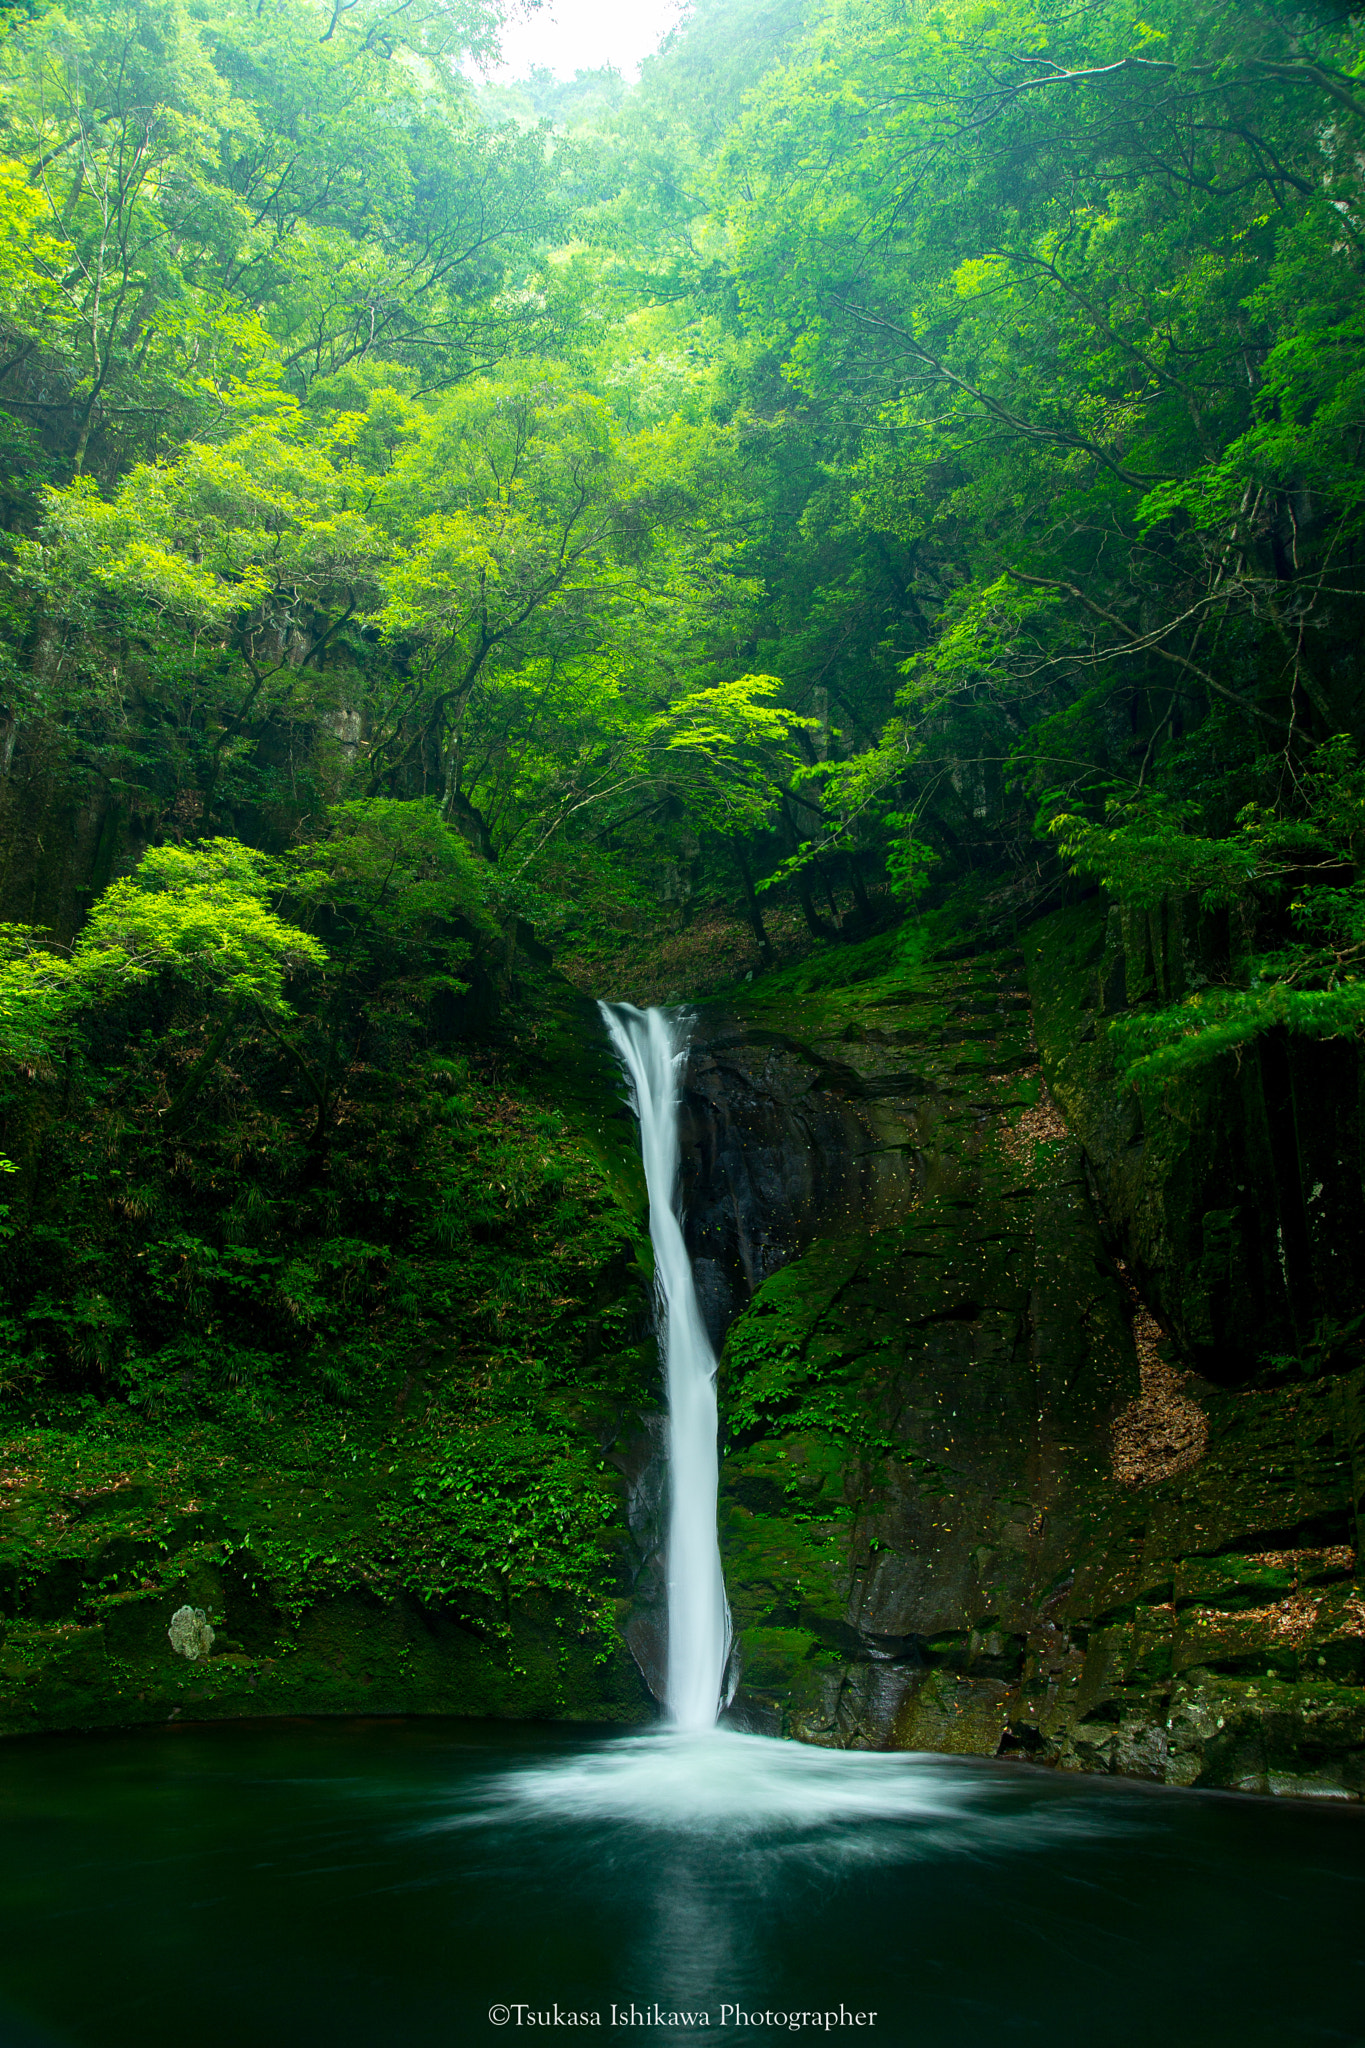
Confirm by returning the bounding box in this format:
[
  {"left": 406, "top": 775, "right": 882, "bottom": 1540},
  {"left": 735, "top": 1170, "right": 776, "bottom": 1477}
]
[
  {"left": 701, "top": 912, "right": 1365, "bottom": 1798},
  {"left": 3, "top": 902, "right": 1363, "bottom": 1803}
]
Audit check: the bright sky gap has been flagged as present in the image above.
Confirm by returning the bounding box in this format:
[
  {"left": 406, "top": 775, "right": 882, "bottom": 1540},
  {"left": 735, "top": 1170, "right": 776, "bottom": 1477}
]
[{"left": 486, "top": 0, "right": 687, "bottom": 82}]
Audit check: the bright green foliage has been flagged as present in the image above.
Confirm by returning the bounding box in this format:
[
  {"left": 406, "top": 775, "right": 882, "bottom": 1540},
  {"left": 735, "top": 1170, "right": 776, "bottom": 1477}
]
[
  {"left": 0, "top": 0, "right": 558, "bottom": 478},
  {"left": 709, "top": 0, "right": 1365, "bottom": 906},
  {"left": 11, "top": 0, "right": 1365, "bottom": 980},
  {"left": 0, "top": 809, "right": 652, "bottom": 1645},
  {"left": 653, "top": 675, "right": 813, "bottom": 835},
  {"left": 1112, "top": 975, "right": 1365, "bottom": 1087},
  {"left": 0, "top": 158, "right": 69, "bottom": 328},
  {"left": 14, "top": 422, "right": 387, "bottom": 823},
  {"left": 21, "top": 431, "right": 381, "bottom": 631},
  {"left": 294, "top": 800, "right": 492, "bottom": 960},
  {"left": 284, "top": 798, "right": 492, "bottom": 1119},
  {"left": 0, "top": 841, "right": 325, "bottom": 1076},
  {"left": 74, "top": 839, "right": 326, "bottom": 1009},
  {"left": 0, "top": 927, "right": 77, "bottom": 1069},
  {"left": 1052, "top": 793, "right": 1272, "bottom": 915},
  {"left": 402, "top": 1415, "right": 619, "bottom": 1614},
  {"left": 4, "top": 0, "right": 1365, "bottom": 955}
]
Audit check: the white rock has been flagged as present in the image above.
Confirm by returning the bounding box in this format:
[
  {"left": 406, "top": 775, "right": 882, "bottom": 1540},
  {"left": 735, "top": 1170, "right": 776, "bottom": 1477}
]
[{"left": 168, "top": 1605, "right": 215, "bottom": 1661}]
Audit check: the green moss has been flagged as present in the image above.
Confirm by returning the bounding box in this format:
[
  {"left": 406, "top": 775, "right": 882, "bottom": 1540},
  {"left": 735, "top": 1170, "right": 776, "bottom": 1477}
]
[
  {"left": 0, "top": 987, "right": 660, "bottom": 1736},
  {"left": 709, "top": 919, "right": 1365, "bottom": 1787}
]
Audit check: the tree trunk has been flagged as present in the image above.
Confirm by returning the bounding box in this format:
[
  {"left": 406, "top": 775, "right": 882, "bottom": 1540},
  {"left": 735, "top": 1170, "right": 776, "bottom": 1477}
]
[
  {"left": 163, "top": 1014, "right": 236, "bottom": 1131},
  {"left": 780, "top": 796, "right": 836, "bottom": 939},
  {"left": 731, "top": 838, "right": 774, "bottom": 966},
  {"left": 817, "top": 859, "right": 844, "bottom": 931},
  {"left": 846, "top": 852, "right": 872, "bottom": 923}
]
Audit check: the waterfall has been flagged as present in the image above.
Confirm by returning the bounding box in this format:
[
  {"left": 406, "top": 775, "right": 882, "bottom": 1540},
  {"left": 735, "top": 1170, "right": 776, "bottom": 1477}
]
[{"left": 599, "top": 1003, "right": 731, "bottom": 1731}]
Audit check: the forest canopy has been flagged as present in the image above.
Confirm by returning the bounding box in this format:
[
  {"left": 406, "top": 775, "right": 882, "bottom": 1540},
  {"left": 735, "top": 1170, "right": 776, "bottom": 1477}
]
[{"left": 2, "top": 0, "right": 1365, "bottom": 1109}]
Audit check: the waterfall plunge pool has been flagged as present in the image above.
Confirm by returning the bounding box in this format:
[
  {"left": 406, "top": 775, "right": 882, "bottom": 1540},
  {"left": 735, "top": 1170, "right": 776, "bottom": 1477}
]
[
  {"left": 6, "top": 1014, "right": 1359, "bottom": 2044},
  {"left": 0, "top": 1716, "right": 1361, "bottom": 2048}
]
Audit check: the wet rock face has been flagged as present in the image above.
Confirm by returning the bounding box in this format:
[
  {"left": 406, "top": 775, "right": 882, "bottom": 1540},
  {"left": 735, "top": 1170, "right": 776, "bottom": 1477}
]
[
  {"left": 704, "top": 929, "right": 1365, "bottom": 1801},
  {"left": 615, "top": 1009, "right": 934, "bottom": 1707},
  {"left": 613, "top": 1413, "right": 669, "bottom": 1707},
  {"left": 678, "top": 1022, "right": 927, "bottom": 1343}
]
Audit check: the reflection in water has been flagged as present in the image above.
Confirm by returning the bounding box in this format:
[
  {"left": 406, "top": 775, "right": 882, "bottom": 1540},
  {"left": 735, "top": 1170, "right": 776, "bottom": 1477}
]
[
  {"left": 646, "top": 1862, "right": 741, "bottom": 2023},
  {"left": 0, "top": 1720, "right": 1361, "bottom": 2048}
]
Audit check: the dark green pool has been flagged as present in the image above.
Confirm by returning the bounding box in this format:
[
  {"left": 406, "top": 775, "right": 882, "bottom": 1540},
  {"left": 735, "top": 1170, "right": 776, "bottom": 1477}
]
[{"left": 0, "top": 1719, "right": 1360, "bottom": 2047}]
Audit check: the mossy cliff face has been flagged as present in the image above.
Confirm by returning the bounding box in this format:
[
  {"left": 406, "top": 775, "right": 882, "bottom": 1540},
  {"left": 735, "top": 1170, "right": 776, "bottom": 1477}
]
[
  {"left": 709, "top": 925, "right": 1365, "bottom": 1798},
  {"left": 7, "top": 904, "right": 1364, "bottom": 1793},
  {"left": 1033, "top": 899, "right": 1365, "bottom": 1382},
  {"left": 679, "top": 1010, "right": 932, "bottom": 1341},
  {"left": 0, "top": 960, "right": 659, "bottom": 1738}
]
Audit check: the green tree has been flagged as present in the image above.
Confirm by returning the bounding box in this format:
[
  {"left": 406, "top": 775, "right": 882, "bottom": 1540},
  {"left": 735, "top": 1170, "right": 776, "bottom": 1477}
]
[
  {"left": 717, "top": 0, "right": 1365, "bottom": 904},
  {"left": 0, "top": 838, "right": 326, "bottom": 1126}
]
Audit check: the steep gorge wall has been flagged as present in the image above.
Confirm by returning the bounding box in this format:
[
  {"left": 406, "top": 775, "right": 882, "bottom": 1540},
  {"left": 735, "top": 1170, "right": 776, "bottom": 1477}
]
[
  {"left": 1035, "top": 900, "right": 1365, "bottom": 1382},
  {"left": 5, "top": 901, "right": 1364, "bottom": 1798},
  {"left": 702, "top": 919, "right": 1365, "bottom": 1798}
]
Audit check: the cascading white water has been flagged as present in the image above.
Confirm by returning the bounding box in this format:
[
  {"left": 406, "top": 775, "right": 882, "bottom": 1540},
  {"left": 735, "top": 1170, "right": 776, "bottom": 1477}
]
[{"left": 599, "top": 1002, "right": 731, "bottom": 1731}]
